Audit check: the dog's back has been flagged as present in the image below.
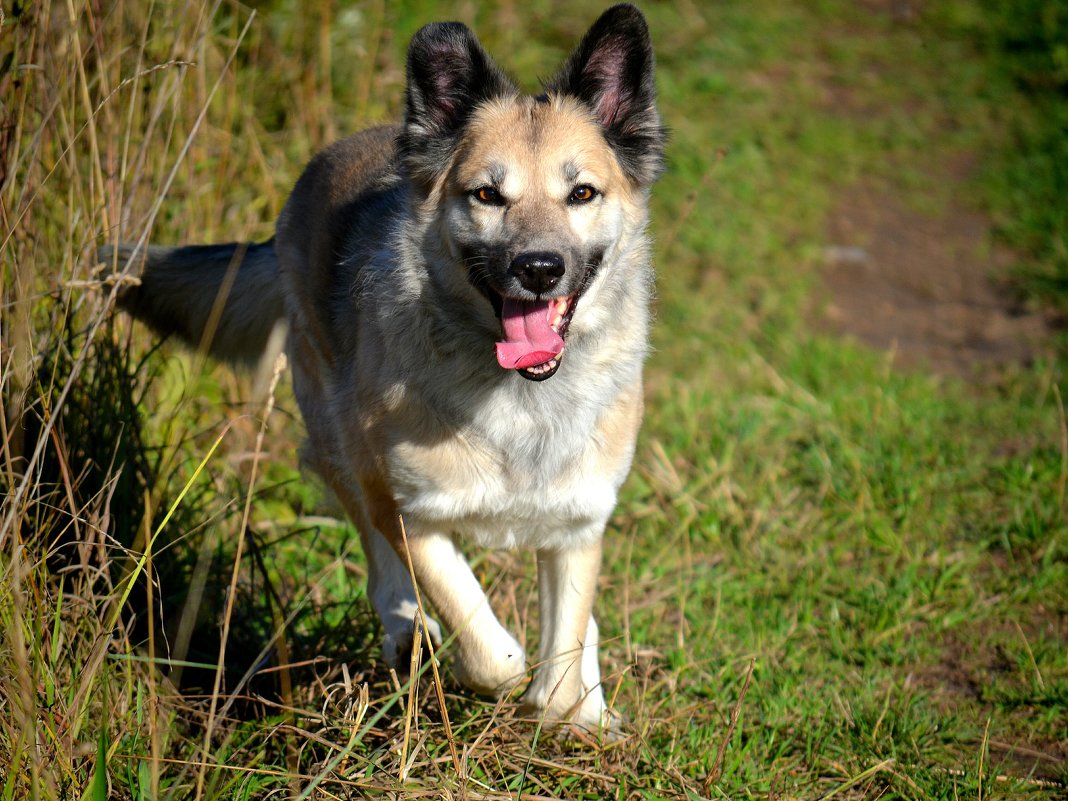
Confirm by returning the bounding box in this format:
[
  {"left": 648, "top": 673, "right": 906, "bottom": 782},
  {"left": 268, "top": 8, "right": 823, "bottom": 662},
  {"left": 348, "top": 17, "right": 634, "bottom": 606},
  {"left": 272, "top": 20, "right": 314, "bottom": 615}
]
[{"left": 276, "top": 126, "right": 405, "bottom": 372}]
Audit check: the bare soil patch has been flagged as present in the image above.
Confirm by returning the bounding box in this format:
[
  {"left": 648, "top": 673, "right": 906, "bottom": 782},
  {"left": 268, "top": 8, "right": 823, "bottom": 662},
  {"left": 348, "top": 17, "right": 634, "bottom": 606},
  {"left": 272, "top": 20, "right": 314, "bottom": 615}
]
[{"left": 819, "top": 180, "right": 1059, "bottom": 378}]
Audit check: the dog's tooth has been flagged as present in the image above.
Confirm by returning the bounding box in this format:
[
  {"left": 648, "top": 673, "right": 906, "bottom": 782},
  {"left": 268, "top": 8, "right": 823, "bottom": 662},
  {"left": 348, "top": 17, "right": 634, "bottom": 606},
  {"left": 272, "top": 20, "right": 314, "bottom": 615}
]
[{"left": 520, "top": 353, "right": 562, "bottom": 378}]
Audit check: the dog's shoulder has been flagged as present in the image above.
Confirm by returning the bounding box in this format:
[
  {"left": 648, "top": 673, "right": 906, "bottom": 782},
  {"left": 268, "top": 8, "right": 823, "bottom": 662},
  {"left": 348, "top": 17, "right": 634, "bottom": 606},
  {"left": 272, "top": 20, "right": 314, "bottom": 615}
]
[{"left": 277, "top": 124, "right": 404, "bottom": 264}]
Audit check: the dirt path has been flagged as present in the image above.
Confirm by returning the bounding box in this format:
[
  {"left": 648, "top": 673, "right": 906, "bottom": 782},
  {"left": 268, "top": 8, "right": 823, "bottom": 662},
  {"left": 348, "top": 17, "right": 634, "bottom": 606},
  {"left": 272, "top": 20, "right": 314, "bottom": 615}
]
[{"left": 820, "top": 178, "right": 1057, "bottom": 379}]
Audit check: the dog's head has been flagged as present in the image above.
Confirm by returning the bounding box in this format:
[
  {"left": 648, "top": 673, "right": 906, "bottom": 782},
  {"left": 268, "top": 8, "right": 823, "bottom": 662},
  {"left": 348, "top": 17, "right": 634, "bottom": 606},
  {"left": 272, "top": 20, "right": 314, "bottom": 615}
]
[{"left": 399, "top": 4, "right": 665, "bottom": 381}]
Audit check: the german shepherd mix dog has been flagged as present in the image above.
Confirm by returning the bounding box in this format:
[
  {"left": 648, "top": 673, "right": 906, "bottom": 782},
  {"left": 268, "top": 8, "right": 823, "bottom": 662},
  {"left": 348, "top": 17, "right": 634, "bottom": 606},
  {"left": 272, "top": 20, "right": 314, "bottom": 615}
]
[{"left": 108, "top": 4, "right": 665, "bottom": 730}]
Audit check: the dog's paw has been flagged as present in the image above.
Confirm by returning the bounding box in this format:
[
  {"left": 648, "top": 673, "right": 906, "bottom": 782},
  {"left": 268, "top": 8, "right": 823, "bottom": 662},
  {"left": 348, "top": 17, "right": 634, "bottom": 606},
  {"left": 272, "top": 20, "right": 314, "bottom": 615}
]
[
  {"left": 382, "top": 615, "right": 443, "bottom": 672},
  {"left": 519, "top": 680, "right": 624, "bottom": 739},
  {"left": 571, "top": 696, "right": 627, "bottom": 742},
  {"left": 451, "top": 630, "right": 527, "bottom": 696}
]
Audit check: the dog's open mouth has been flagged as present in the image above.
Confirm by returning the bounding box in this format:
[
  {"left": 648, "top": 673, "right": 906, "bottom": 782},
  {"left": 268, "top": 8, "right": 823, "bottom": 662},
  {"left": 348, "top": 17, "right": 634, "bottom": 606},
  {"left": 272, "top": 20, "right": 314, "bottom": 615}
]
[
  {"left": 465, "top": 251, "right": 602, "bottom": 382},
  {"left": 494, "top": 295, "right": 576, "bottom": 381}
]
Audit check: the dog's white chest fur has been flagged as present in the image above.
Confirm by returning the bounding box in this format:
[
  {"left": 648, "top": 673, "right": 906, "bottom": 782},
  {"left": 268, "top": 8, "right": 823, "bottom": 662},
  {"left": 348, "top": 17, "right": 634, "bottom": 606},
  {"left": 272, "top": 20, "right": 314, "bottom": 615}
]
[{"left": 387, "top": 377, "right": 628, "bottom": 549}]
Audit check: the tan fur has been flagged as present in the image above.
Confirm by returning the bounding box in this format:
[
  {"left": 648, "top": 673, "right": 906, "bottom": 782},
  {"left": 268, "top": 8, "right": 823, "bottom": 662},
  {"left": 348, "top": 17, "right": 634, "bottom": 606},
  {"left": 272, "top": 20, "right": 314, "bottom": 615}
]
[{"left": 111, "top": 6, "right": 663, "bottom": 734}]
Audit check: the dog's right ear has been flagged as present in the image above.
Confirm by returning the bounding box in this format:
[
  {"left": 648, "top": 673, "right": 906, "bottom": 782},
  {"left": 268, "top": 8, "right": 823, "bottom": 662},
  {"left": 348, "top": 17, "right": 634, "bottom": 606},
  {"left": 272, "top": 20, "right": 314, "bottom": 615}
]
[{"left": 400, "top": 22, "right": 516, "bottom": 188}]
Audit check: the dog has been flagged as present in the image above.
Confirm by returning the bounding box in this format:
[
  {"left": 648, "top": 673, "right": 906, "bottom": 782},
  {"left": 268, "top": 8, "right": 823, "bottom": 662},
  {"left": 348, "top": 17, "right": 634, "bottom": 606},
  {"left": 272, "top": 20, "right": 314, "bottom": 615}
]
[{"left": 106, "top": 3, "right": 665, "bottom": 730}]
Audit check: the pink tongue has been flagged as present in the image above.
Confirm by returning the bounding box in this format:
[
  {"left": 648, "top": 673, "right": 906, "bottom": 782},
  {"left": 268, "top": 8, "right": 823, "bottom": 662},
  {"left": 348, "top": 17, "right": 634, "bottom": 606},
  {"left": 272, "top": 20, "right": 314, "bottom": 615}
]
[{"left": 495, "top": 298, "right": 564, "bottom": 370}]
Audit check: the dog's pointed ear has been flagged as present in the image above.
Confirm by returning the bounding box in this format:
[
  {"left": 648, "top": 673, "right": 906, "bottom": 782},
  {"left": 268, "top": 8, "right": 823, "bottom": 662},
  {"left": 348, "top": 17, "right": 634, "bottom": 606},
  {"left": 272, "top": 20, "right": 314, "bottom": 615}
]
[
  {"left": 548, "top": 4, "right": 666, "bottom": 186},
  {"left": 400, "top": 22, "right": 516, "bottom": 186}
]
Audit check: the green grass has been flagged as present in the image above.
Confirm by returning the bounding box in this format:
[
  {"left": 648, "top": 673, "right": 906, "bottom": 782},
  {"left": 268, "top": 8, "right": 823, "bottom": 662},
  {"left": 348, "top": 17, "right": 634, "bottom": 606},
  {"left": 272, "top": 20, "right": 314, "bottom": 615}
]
[
  {"left": 2, "top": 0, "right": 1066, "bottom": 799},
  {"left": 973, "top": 0, "right": 1068, "bottom": 310}
]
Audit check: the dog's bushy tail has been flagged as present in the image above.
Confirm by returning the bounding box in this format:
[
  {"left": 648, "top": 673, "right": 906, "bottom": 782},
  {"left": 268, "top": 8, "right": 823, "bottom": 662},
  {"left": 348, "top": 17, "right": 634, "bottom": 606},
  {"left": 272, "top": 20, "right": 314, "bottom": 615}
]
[{"left": 101, "top": 240, "right": 284, "bottom": 365}]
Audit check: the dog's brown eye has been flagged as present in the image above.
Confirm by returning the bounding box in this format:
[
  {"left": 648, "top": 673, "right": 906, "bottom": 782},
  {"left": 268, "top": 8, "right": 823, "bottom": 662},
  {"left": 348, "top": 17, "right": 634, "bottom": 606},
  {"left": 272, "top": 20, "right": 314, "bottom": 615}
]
[
  {"left": 568, "top": 185, "right": 598, "bottom": 205},
  {"left": 473, "top": 186, "right": 504, "bottom": 206}
]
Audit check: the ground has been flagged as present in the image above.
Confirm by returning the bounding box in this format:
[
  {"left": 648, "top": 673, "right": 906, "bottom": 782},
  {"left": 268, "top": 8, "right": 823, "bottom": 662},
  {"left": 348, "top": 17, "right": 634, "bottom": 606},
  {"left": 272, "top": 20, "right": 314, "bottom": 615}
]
[
  {"left": 821, "top": 175, "right": 1057, "bottom": 378},
  {"left": 819, "top": 164, "right": 1066, "bottom": 783}
]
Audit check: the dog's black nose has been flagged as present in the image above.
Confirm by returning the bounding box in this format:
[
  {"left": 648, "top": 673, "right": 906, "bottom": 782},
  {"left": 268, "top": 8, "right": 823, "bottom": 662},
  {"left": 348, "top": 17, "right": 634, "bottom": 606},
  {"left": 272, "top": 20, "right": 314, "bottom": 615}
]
[{"left": 510, "top": 251, "right": 565, "bottom": 294}]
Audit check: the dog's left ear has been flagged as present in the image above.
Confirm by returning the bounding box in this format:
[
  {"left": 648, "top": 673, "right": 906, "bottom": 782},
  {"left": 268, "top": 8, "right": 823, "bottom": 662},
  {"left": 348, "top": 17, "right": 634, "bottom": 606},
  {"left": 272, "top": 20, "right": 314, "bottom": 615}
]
[
  {"left": 400, "top": 21, "right": 517, "bottom": 187},
  {"left": 549, "top": 4, "right": 666, "bottom": 186}
]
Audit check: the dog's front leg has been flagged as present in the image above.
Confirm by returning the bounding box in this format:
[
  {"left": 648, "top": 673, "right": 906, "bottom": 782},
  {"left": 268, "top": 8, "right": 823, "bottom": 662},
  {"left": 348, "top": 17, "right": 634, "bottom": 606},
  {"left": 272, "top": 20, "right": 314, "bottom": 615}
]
[
  {"left": 400, "top": 530, "right": 528, "bottom": 694},
  {"left": 325, "top": 478, "right": 444, "bottom": 671},
  {"left": 521, "top": 538, "right": 608, "bottom": 729},
  {"left": 359, "top": 525, "right": 444, "bottom": 669},
  {"left": 362, "top": 489, "right": 526, "bottom": 693}
]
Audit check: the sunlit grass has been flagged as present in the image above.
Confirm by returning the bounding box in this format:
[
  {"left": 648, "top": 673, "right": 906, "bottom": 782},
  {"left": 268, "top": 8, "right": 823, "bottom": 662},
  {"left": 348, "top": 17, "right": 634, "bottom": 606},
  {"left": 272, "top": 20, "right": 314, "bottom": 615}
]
[{"left": 1, "top": 1, "right": 1065, "bottom": 799}]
